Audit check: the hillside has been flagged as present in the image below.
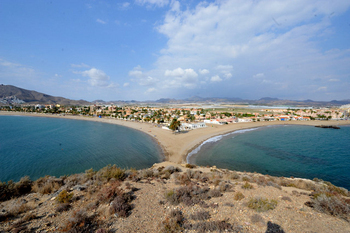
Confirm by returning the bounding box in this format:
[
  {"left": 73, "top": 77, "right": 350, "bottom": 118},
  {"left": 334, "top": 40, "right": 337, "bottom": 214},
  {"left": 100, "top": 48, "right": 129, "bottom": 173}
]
[
  {"left": 1, "top": 162, "right": 349, "bottom": 232},
  {"left": 0, "top": 84, "right": 90, "bottom": 106}
]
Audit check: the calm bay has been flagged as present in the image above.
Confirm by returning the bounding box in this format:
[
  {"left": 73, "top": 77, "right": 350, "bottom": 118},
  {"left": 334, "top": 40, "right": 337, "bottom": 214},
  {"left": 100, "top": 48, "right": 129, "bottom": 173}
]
[
  {"left": 189, "top": 124, "right": 350, "bottom": 190},
  {"left": 0, "top": 116, "right": 163, "bottom": 182}
]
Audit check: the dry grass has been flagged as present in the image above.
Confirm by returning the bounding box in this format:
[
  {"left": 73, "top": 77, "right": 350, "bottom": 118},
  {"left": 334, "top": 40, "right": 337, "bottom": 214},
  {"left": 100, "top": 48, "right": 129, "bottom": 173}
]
[
  {"left": 247, "top": 197, "right": 278, "bottom": 212},
  {"left": 305, "top": 192, "right": 350, "bottom": 221},
  {"left": 32, "top": 176, "right": 63, "bottom": 194}
]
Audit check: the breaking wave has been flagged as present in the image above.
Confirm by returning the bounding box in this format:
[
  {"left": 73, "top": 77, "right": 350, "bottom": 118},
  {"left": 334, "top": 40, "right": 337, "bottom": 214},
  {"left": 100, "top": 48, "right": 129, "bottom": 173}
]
[{"left": 186, "top": 127, "right": 260, "bottom": 163}]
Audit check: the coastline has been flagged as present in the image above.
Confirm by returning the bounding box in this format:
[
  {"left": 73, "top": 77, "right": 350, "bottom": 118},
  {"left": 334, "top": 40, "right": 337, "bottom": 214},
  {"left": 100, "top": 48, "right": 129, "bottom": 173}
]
[{"left": 1, "top": 111, "right": 350, "bottom": 164}]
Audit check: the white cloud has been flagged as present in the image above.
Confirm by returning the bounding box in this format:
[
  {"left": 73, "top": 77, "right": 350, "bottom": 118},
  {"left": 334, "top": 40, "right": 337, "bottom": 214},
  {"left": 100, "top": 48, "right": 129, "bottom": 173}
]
[
  {"left": 164, "top": 67, "right": 185, "bottom": 77},
  {"left": 79, "top": 68, "right": 113, "bottom": 87},
  {"left": 210, "top": 75, "right": 222, "bottom": 82},
  {"left": 96, "top": 19, "right": 106, "bottom": 24},
  {"left": 329, "top": 79, "right": 340, "bottom": 82},
  {"left": 129, "top": 66, "right": 158, "bottom": 86},
  {"left": 199, "top": 69, "right": 210, "bottom": 75},
  {"left": 149, "top": 0, "right": 350, "bottom": 99},
  {"left": 129, "top": 70, "right": 143, "bottom": 78},
  {"left": 135, "top": 0, "right": 169, "bottom": 7},
  {"left": 123, "top": 82, "right": 130, "bottom": 87},
  {"left": 164, "top": 68, "right": 198, "bottom": 89}
]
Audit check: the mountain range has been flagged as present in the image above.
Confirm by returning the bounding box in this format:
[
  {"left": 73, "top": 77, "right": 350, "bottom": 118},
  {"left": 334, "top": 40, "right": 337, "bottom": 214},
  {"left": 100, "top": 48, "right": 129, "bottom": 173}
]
[
  {"left": 0, "top": 84, "right": 90, "bottom": 106},
  {"left": 1, "top": 84, "right": 350, "bottom": 107}
]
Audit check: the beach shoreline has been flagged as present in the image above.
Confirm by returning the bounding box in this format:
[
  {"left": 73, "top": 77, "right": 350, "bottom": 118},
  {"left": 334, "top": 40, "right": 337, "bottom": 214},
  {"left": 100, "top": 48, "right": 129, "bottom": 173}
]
[{"left": 1, "top": 111, "right": 350, "bottom": 164}]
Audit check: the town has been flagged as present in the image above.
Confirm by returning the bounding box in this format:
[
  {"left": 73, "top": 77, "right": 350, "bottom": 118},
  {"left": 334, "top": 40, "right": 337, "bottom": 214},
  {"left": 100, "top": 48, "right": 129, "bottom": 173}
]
[{"left": 1, "top": 103, "right": 349, "bottom": 131}]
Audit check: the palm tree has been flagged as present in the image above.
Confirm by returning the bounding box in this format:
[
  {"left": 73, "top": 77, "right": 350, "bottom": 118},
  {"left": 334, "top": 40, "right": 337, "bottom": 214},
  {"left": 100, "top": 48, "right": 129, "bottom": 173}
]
[{"left": 169, "top": 119, "right": 181, "bottom": 133}]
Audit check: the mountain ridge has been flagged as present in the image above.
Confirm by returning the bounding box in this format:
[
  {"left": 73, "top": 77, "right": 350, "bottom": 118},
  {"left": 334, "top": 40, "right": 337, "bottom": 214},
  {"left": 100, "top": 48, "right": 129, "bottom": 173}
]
[
  {"left": 0, "top": 84, "right": 90, "bottom": 106},
  {"left": 1, "top": 84, "right": 350, "bottom": 107}
]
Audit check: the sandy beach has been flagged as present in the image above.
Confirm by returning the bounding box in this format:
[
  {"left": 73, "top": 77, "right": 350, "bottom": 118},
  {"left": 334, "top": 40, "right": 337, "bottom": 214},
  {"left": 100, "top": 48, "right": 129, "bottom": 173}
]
[{"left": 1, "top": 111, "right": 350, "bottom": 164}]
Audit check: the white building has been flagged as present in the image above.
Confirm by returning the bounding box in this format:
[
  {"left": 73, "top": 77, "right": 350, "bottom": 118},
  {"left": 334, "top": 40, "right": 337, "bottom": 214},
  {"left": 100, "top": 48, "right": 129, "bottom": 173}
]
[{"left": 180, "top": 122, "right": 206, "bottom": 131}]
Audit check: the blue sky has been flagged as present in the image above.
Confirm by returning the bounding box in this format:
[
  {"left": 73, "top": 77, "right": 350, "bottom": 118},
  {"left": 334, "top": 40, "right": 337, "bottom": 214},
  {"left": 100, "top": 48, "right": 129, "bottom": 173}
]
[{"left": 1, "top": 0, "right": 350, "bottom": 101}]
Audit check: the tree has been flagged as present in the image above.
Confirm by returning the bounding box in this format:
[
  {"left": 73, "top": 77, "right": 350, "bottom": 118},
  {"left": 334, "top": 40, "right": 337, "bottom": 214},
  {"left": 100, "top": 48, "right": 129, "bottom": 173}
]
[{"left": 169, "top": 119, "right": 181, "bottom": 133}]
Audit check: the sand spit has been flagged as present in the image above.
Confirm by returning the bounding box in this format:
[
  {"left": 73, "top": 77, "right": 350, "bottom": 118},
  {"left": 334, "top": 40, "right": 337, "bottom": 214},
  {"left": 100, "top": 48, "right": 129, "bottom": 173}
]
[{"left": 1, "top": 111, "right": 349, "bottom": 164}]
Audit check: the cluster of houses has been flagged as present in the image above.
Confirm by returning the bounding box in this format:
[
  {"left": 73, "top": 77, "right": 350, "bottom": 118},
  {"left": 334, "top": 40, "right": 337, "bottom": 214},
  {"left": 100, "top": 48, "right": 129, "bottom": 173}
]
[
  {"left": 1, "top": 104, "right": 348, "bottom": 131},
  {"left": 73, "top": 105, "right": 349, "bottom": 131}
]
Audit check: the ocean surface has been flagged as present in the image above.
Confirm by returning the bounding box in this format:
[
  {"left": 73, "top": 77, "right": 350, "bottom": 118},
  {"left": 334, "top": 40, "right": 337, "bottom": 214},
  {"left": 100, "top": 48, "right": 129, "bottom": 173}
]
[
  {"left": 188, "top": 124, "right": 350, "bottom": 190},
  {"left": 0, "top": 116, "right": 163, "bottom": 182}
]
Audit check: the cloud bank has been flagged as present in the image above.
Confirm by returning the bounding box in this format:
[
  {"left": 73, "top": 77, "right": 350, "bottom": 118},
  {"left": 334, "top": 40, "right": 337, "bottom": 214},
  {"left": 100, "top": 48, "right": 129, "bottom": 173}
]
[{"left": 128, "top": 0, "right": 350, "bottom": 100}]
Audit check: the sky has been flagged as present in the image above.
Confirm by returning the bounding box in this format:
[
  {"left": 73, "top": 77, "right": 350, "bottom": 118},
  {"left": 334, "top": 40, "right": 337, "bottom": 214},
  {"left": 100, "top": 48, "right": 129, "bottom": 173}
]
[{"left": 0, "top": 0, "right": 350, "bottom": 102}]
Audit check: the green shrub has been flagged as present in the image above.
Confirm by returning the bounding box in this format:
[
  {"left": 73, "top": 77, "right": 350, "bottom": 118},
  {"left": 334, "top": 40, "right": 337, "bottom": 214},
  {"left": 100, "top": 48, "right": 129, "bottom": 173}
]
[
  {"left": 247, "top": 197, "right": 278, "bottom": 212},
  {"left": 234, "top": 191, "right": 245, "bottom": 201},
  {"left": 56, "top": 190, "right": 73, "bottom": 203},
  {"left": 242, "top": 176, "right": 251, "bottom": 182},
  {"left": 185, "top": 164, "right": 196, "bottom": 169},
  {"left": 241, "top": 182, "right": 253, "bottom": 189},
  {"left": 97, "top": 165, "right": 126, "bottom": 181}
]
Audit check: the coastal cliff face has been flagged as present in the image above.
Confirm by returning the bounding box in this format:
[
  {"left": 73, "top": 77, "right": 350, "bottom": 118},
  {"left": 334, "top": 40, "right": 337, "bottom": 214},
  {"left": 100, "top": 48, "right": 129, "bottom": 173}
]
[{"left": 1, "top": 162, "right": 349, "bottom": 232}]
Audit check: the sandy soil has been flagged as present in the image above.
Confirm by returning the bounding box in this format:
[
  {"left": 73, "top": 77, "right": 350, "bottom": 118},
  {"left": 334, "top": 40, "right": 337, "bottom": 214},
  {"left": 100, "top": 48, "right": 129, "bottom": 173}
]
[{"left": 1, "top": 111, "right": 349, "bottom": 164}]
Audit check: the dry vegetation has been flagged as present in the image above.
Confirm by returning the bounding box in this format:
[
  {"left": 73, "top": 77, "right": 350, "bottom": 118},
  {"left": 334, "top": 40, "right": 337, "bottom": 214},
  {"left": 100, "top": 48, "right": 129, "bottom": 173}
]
[{"left": 1, "top": 162, "right": 350, "bottom": 232}]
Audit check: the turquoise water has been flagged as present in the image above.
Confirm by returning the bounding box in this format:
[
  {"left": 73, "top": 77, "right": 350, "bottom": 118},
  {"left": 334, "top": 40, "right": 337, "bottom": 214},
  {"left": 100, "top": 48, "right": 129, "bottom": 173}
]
[
  {"left": 189, "top": 125, "right": 350, "bottom": 190},
  {"left": 0, "top": 116, "right": 163, "bottom": 182}
]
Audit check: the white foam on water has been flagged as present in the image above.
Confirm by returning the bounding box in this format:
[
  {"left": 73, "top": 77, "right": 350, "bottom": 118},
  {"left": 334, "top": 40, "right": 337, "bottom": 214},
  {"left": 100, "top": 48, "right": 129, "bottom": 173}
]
[{"left": 186, "top": 127, "right": 260, "bottom": 163}]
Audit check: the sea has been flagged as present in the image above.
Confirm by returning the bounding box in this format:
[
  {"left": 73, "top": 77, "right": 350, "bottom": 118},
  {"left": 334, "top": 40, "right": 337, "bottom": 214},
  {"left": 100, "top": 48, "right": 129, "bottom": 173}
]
[
  {"left": 188, "top": 124, "right": 350, "bottom": 190},
  {"left": 0, "top": 115, "right": 163, "bottom": 182}
]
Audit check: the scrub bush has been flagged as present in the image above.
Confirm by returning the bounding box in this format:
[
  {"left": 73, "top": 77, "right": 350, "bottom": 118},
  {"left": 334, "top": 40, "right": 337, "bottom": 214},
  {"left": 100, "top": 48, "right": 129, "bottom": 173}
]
[
  {"left": 247, "top": 197, "right": 278, "bottom": 212},
  {"left": 56, "top": 190, "right": 73, "bottom": 203},
  {"left": 305, "top": 192, "right": 350, "bottom": 220},
  {"left": 97, "top": 165, "right": 126, "bottom": 181},
  {"left": 242, "top": 182, "right": 254, "bottom": 189},
  {"left": 160, "top": 210, "right": 184, "bottom": 233},
  {"left": 234, "top": 191, "right": 245, "bottom": 201}
]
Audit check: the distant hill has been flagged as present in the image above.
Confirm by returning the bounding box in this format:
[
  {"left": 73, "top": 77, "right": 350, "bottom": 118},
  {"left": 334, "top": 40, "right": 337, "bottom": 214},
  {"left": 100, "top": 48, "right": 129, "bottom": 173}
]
[
  {"left": 0, "top": 84, "right": 90, "bottom": 106},
  {"left": 1, "top": 84, "right": 349, "bottom": 107},
  {"left": 151, "top": 96, "right": 350, "bottom": 107}
]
